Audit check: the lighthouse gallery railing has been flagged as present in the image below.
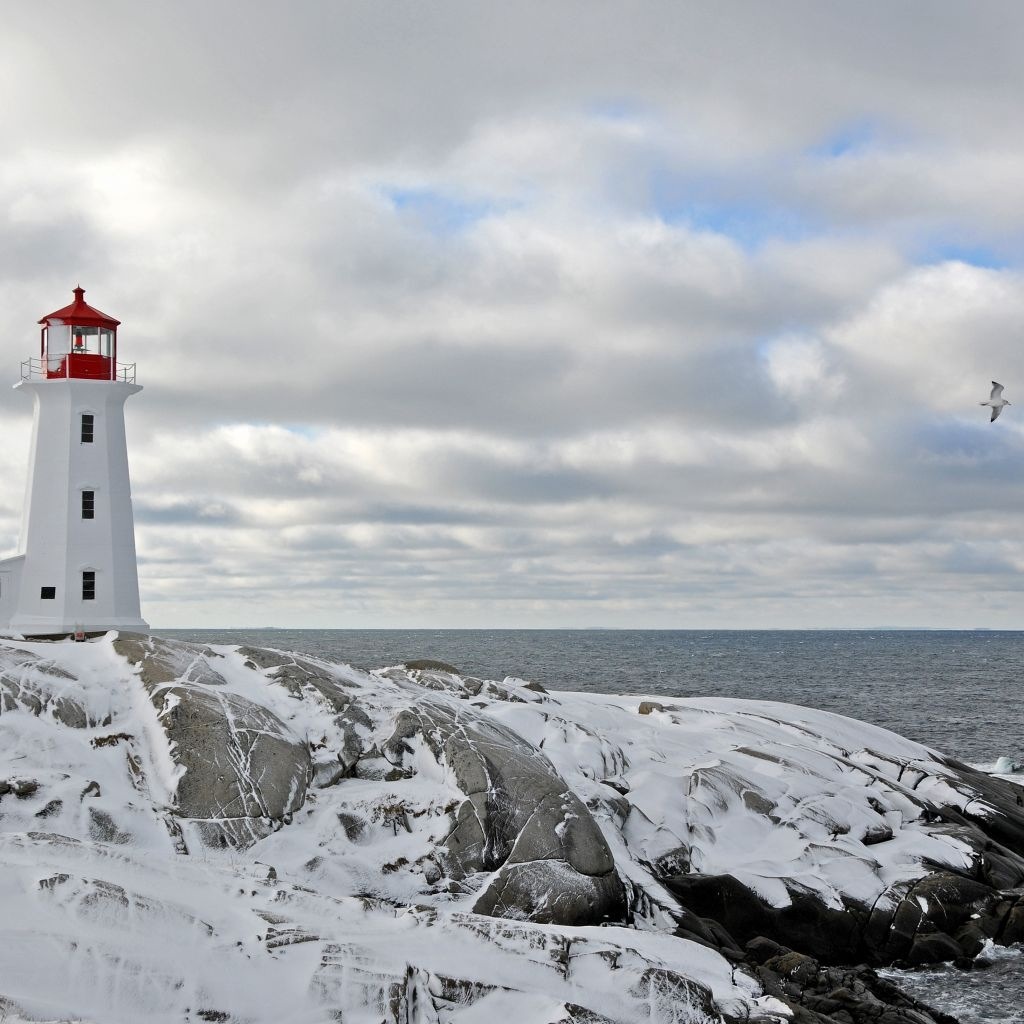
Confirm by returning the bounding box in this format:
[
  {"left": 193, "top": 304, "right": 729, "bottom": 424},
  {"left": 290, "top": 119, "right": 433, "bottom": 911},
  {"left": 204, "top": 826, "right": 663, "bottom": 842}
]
[{"left": 20, "top": 357, "right": 137, "bottom": 384}]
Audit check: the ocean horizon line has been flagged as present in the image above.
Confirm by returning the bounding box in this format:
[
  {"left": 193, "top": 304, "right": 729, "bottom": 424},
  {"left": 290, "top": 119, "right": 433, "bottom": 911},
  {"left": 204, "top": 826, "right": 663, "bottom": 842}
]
[{"left": 151, "top": 625, "right": 1020, "bottom": 633}]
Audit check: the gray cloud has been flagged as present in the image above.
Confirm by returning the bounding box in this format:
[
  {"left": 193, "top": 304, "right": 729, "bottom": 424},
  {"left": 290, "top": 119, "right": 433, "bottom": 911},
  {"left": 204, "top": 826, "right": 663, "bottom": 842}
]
[{"left": 2, "top": 4, "right": 1024, "bottom": 627}]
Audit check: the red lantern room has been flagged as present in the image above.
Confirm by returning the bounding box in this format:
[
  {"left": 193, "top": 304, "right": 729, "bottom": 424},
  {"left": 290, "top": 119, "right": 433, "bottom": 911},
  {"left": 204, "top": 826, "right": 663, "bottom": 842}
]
[{"left": 36, "top": 286, "right": 122, "bottom": 381}]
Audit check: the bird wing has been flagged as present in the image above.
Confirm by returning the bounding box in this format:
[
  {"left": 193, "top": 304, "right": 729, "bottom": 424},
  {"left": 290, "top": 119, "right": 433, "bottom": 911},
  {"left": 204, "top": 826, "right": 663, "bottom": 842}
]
[
  {"left": 991, "top": 382, "right": 1005, "bottom": 399},
  {"left": 992, "top": 404, "right": 1003, "bottom": 421}
]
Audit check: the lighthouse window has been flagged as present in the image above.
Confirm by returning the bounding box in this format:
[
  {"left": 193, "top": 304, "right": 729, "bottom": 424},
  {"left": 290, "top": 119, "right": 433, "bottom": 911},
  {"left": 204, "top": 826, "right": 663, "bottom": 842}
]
[
  {"left": 81, "top": 490, "right": 95, "bottom": 519},
  {"left": 40, "top": 587, "right": 56, "bottom": 600},
  {"left": 81, "top": 414, "right": 94, "bottom": 444},
  {"left": 82, "top": 571, "right": 96, "bottom": 601}
]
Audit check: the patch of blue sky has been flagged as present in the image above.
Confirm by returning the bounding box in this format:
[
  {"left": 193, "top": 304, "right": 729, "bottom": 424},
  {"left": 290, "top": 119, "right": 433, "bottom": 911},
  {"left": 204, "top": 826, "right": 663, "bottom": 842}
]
[
  {"left": 807, "top": 119, "right": 880, "bottom": 160},
  {"left": 382, "top": 186, "right": 515, "bottom": 236},
  {"left": 916, "top": 240, "right": 1011, "bottom": 270},
  {"left": 654, "top": 192, "right": 820, "bottom": 248},
  {"left": 586, "top": 97, "right": 649, "bottom": 121},
  {"left": 281, "top": 423, "right": 322, "bottom": 439},
  {"left": 646, "top": 157, "right": 821, "bottom": 249}
]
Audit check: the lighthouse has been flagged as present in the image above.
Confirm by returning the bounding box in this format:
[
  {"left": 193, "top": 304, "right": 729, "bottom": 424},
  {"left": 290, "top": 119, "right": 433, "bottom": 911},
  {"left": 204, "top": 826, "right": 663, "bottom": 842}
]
[{"left": 0, "top": 288, "right": 148, "bottom": 637}]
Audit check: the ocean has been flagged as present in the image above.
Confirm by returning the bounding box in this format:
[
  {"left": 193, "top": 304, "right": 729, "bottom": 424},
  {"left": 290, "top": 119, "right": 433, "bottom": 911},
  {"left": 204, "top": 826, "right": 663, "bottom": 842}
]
[{"left": 156, "top": 627, "right": 1024, "bottom": 1022}]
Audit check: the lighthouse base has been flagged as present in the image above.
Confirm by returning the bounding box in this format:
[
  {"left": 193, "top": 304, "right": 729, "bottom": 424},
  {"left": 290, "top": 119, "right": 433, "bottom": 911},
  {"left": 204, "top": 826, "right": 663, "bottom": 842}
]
[{"left": 6, "top": 614, "right": 150, "bottom": 638}]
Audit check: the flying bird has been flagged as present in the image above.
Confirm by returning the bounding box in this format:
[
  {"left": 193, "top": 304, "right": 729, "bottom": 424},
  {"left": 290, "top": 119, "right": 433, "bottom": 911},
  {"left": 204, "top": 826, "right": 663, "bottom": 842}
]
[{"left": 980, "top": 381, "right": 1010, "bottom": 422}]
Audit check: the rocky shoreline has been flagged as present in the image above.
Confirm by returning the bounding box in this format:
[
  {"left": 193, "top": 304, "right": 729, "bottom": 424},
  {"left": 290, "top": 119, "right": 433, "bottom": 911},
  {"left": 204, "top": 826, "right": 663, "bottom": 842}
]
[{"left": 0, "top": 634, "right": 1021, "bottom": 1022}]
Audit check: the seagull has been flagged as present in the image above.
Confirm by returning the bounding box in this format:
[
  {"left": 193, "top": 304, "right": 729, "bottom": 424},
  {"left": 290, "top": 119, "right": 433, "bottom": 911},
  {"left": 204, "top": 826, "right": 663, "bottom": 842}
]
[{"left": 981, "top": 382, "right": 1010, "bottom": 422}]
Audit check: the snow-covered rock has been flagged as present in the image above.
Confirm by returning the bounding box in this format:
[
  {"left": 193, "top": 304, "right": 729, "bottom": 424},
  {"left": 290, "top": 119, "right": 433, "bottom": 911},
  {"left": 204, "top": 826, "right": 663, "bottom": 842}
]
[{"left": 0, "top": 634, "right": 1021, "bottom": 1023}]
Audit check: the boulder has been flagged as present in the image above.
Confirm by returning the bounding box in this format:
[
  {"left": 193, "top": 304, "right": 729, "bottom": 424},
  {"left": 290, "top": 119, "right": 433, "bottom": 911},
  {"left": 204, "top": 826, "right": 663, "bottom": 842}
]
[
  {"left": 748, "top": 941, "right": 961, "bottom": 1024},
  {"left": 115, "top": 637, "right": 311, "bottom": 850},
  {"left": 382, "top": 697, "right": 625, "bottom": 926},
  {"left": 907, "top": 931, "right": 965, "bottom": 966},
  {"left": 999, "top": 896, "right": 1024, "bottom": 945},
  {"left": 0, "top": 651, "right": 94, "bottom": 728},
  {"left": 404, "top": 659, "right": 461, "bottom": 674},
  {"left": 238, "top": 646, "right": 358, "bottom": 715},
  {"left": 472, "top": 859, "right": 625, "bottom": 927},
  {"left": 938, "top": 758, "right": 1024, "bottom": 853},
  {"left": 665, "top": 872, "right": 864, "bottom": 964},
  {"left": 238, "top": 648, "right": 373, "bottom": 787}
]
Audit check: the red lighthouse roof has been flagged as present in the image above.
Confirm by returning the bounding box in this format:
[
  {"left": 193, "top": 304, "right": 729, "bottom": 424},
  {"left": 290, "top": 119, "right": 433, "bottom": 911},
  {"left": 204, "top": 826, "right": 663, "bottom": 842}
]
[{"left": 38, "top": 286, "right": 120, "bottom": 329}]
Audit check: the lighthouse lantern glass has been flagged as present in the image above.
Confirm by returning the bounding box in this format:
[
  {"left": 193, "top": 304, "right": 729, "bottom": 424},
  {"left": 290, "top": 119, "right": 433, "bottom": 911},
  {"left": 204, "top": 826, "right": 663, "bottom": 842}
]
[{"left": 68, "top": 326, "right": 114, "bottom": 357}]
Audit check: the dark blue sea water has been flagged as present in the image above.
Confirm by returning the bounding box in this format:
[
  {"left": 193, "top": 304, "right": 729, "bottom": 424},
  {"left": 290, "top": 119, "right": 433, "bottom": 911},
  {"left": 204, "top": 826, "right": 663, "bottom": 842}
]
[
  {"left": 156, "top": 629, "right": 1022, "bottom": 765},
  {"left": 156, "top": 627, "right": 1024, "bottom": 1022}
]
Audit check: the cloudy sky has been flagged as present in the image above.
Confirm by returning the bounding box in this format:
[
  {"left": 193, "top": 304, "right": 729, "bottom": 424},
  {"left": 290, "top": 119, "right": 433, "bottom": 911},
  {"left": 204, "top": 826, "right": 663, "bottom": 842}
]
[{"left": 2, "top": 3, "right": 1024, "bottom": 629}]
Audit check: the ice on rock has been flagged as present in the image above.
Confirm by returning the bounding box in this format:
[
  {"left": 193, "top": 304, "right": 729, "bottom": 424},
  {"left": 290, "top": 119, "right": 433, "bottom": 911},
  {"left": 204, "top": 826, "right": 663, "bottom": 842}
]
[{"left": 1, "top": 634, "right": 1024, "bottom": 1022}]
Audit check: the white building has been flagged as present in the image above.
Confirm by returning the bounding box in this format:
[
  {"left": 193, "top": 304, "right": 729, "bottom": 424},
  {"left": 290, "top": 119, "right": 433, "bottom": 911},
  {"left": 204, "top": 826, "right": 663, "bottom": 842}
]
[{"left": 0, "top": 288, "right": 148, "bottom": 637}]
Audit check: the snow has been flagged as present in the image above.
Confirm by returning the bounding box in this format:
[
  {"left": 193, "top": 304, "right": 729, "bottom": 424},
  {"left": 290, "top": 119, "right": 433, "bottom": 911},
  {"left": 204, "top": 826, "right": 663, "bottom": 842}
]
[
  {"left": 0, "top": 635, "right": 1012, "bottom": 1023},
  {"left": 489, "top": 693, "right": 980, "bottom": 908}
]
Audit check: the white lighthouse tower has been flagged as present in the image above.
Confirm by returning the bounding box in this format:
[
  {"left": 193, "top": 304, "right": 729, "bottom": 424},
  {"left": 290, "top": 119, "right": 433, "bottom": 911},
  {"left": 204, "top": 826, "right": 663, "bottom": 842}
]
[{"left": 0, "top": 288, "right": 148, "bottom": 637}]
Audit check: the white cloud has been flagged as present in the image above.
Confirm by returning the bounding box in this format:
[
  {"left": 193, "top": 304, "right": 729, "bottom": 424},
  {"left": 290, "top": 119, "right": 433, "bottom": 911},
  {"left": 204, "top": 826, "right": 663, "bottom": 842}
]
[
  {"left": 826, "top": 263, "right": 1024, "bottom": 411},
  {"left": 763, "top": 335, "right": 844, "bottom": 402}
]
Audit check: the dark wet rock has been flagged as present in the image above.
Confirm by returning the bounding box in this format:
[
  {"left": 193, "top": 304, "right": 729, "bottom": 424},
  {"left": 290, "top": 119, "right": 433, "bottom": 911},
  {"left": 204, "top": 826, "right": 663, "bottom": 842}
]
[
  {"left": 907, "top": 931, "right": 964, "bottom": 966},
  {"left": 998, "top": 896, "right": 1024, "bottom": 945},
  {"left": 404, "top": 658, "right": 461, "bottom": 674},
  {"left": 746, "top": 941, "right": 959, "bottom": 1024},
  {"left": 745, "top": 936, "right": 791, "bottom": 964},
  {"left": 674, "top": 906, "right": 743, "bottom": 956},
  {"left": 938, "top": 757, "right": 1024, "bottom": 853},
  {"left": 953, "top": 920, "right": 989, "bottom": 958},
  {"left": 667, "top": 862, "right": 1024, "bottom": 973},
  {"left": 664, "top": 751, "right": 1024, "bottom": 978},
  {"left": 870, "top": 873, "right": 1001, "bottom": 964},
  {"left": 651, "top": 845, "right": 690, "bottom": 878},
  {"left": 978, "top": 846, "right": 1024, "bottom": 889},
  {"left": 666, "top": 872, "right": 863, "bottom": 964}
]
